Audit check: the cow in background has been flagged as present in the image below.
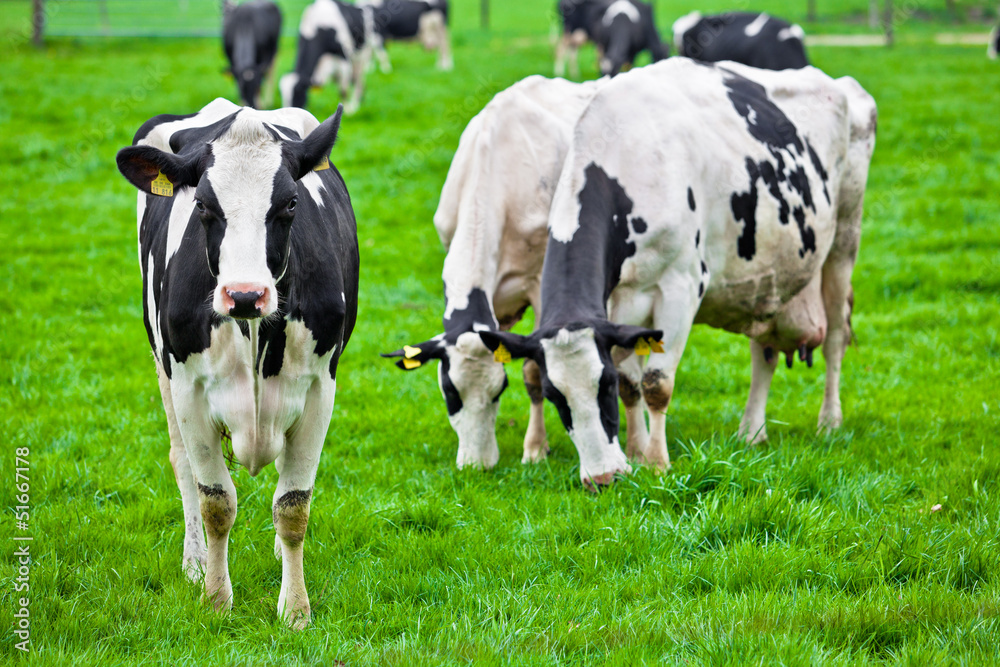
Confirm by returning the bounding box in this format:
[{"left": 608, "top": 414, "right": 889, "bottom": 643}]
[
  {"left": 555, "top": 0, "right": 668, "bottom": 78},
  {"left": 384, "top": 76, "right": 603, "bottom": 469},
  {"left": 116, "top": 98, "right": 359, "bottom": 628},
  {"left": 222, "top": 0, "right": 282, "bottom": 108},
  {"left": 359, "top": 0, "right": 452, "bottom": 72},
  {"left": 673, "top": 11, "right": 809, "bottom": 70},
  {"left": 479, "top": 60, "right": 876, "bottom": 487},
  {"left": 280, "top": 0, "right": 374, "bottom": 114}
]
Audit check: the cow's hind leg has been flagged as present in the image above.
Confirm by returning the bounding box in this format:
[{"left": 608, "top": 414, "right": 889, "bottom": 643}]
[
  {"left": 273, "top": 376, "right": 336, "bottom": 630},
  {"left": 818, "top": 265, "right": 854, "bottom": 432},
  {"left": 170, "top": 382, "right": 236, "bottom": 611},
  {"left": 617, "top": 355, "right": 649, "bottom": 460},
  {"left": 738, "top": 339, "right": 778, "bottom": 444},
  {"left": 156, "top": 364, "right": 207, "bottom": 583},
  {"left": 521, "top": 359, "right": 549, "bottom": 463}
]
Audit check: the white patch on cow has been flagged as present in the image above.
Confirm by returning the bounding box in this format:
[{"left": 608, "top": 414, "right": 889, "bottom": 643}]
[
  {"left": 207, "top": 111, "right": 285, "bottom": 316},
  {"left": 443, "top": 332, "right": 506, "bottom": 470},
  {"left": 300, "top": 171, "right": 326, "bottom": 208},
  {"left": 300, "top": 0, "right": 355, "bottom": 57},
  {"left": 146, "top": 250, "right": 162, "bottom": 357},
  {"left": 539, "top": 328, "right": 629, "bottom": 481},
  {"left": 472, "top": 322, "right": 491, "bottom": 332},
  {"left": 671, "top": 10, "right": 702, "bottom": 54},
  {"left": 137, "top": 194, "right": 147, "bottom": 267},
  {"left": 138, "top": 98, "right": 242, "bottom": 153},
  {"left": 744, "top": 13, "right": 770, "bottom": 37},
  {"left": 602, "top": 0, "right": 640, "bottom": 26},
  {"left": 340, "top": 291, "right": 346, "bottom": 302},
  {"left": 778, "top": 24, "right": 805, "bottom": 42},
  {"left": 167, "top": 189, "right": 197, "bottom": 263}
]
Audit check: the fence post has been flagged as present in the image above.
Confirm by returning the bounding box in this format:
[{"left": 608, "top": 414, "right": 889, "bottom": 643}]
[{"left": 32, "top": 0, "right": 44, "bottom": 46}]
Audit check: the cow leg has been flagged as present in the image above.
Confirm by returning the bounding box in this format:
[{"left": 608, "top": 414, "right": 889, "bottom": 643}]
[
  {"left": 343, "top": 55, "right": 366, "bottom": 115},
  {"left": 818, "top": 266, "right": 855, "bottom": 432},
  {"left": 169, "top": 381, "right": 236, "bottom": 611},
  {"left": 617, "top": 355, "right": 649, "bottom": 460},
  {"left": 554, "top": 33, "right": 570, "bottom": 76},
  {"left": 273, "top": 377, "right": 336, "bottom": 630},
  {"left": 738, "top": 339, "right": 778, "bottom": 444},
  {"left": 261, "top": 58, "right": 277, "bottom": 109},
  {"left": 521, "top": 359, "right": 549, "bottom": 463},
  {"left": 156, "top": 364, "right": 207, "bottom": 583},
  {"left": 436, "top": 22, "right": 453, "bottom": 71}
]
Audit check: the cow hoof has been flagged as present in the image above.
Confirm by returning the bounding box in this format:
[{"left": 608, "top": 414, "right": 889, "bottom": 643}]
[
  {"left": 582, "top": 471, "right": 619, "bottom": 492},
  {"left": 456, "top": 448, "right": 499, "bottom": 470},
  {"left": 738, "top": 423, "right": 768, "bottom": 446},
  {"left": 817, "top": 412, "right": 843, "bottom": 433},
  {"left": 521, "top": 438, "right": 550, "bottom": 464},
  {"left": 204, "top": 581, "right": 233, "bottom": 612},
  {"left": 278, "top": 592, "right": 311, "bottom": 630}
]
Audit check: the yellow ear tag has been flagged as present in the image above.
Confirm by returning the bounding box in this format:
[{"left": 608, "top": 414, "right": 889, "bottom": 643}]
[
  {"left": 648, "top": 338, "right": 665, "bottom": 354},
  {"left": 494, "top": 343, "right": 512, "bottom": 364},
  {"left": 403, "top": 345, "right": 422, "bottom": 359},
  {"left": 150, "top": 171, "right": 173, "bottom": 197},
  {"left": 314, "top": 155, "right": 330, "bottom": 172},
  {"left": 402, "top": 357, "right": 422, "bottom": 370},
  {"left": 634, "top": 338, "right": 651, "bottom": 356}
]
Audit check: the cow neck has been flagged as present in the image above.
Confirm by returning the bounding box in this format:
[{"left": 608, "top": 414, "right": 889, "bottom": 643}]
[{"left": 539, "top": 162, "right": 640, "bottom": 329}]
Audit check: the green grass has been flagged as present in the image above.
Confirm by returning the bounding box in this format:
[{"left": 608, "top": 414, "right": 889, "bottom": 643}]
[{"left": 2, "top": 0, "right": 999, "bottom": 664}]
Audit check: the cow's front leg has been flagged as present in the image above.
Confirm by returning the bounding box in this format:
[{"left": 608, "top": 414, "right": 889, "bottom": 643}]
[
  {"left": 170, "top": 381, "right": 236, "bottom": 611},
  {"left": 617, "top": 355, "right": 649, "bottom": 460},
  {"left": 273, "top": 377, "right": 336, "bottom": 630},
  {"left": 738, "top": 339, "right": 778, "bottom": 444},
  {"left": 156, "top": 365, "right": 207, "bottom": 582},
  {"left": 521, "top": 359, "right": 549, "bottom": 463}
]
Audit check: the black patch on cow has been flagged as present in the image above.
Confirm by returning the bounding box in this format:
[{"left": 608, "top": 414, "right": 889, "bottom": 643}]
[
  {"left": 699, "top": 282, "right": 705, "bottom": 297},
  {"left": 731, "top": 158, "right": 760, "bottom": 260},
  {"left": 443, "top": 287, "right": 497, "bottom": 343},
  {"left": 618, "top": 374, "right": 641, "bottom": 407},
  {"left": 680, "top": 13, "right": 809, "bottom": 70},
  {"left": 540, "top": 163, "right": 637, "bottom": 323},
  {"left": 631, "top": 217, "right": 648, "bottom": 234},
  {"left": 596, "top": 364, "right": 619, "bottom": 443},
  {"left": 722, "top": 70, "right": 804, "bottom": 155},
  {"left": 372, "top": 0, "right": 446, "bottom": 40},
  {"left": 273, "top": 488, "right": 312, "bottom": 514},
  {"left": 687, "top": 187, "right": 696, "bottom": 211},
  {"left": 792, "top": 206, "right": 816, "bottom": 258},
  {"left": 758, "top": 160, "right": 789, "bottom": 224},
  {"left": 169, "top": 114, "right": 238, "bottom": 154},
  {"left": 695, "top": 229, "right": 700, "bottom": 247},
  {"left": 198, "top": 483, "right": 227, "bottom": 497},
  {"left": 264, "top": 123, "right": 303, "bottom": 141},
  {"left": 540, "top": 366, "right": 573, "bottom": 434},
  {"left": 701, "top": 261, "right": 708, "bottom": 275},
  {"left": 439, "top": 354, "right": 463, "bottom": 416},
  {"left": 806, "top": 139, "right": 830, "bottom": 205},
  {"left": 259, "top": 319, "right": 287, "bottom": 378},
  {"left": 493, "top": 374, "right": 509, "bottom": 403}
]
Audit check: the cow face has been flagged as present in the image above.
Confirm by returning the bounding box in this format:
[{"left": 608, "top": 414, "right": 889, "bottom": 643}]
[
  {"left": 117, "top": 106, "right": 343, "bottom": 320},
  {"left": 479, "top": 321, "right": 661, "bottom": 484},
  {"left": 383, "top": 332, "right": 509, "bottom": 469}
]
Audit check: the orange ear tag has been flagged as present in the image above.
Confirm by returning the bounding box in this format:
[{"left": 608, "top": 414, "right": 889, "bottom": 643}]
[
  {"left": 402, "top": 357, "right": 422, "bottom": 370},
  {"left": 150, "top": 171, "right": 173, "bottom": 197},
  {"left": 634, "top": 338, "right": 651, "bottom": 356},
  {"left": 494, "top": 343, "right": 512, "bottom": 363},
  {"left": 314, "top": 156, "right": 330, "bottom": 172},
  {"left": 648, "top": 339, "right": 665, "bottom": 354}
]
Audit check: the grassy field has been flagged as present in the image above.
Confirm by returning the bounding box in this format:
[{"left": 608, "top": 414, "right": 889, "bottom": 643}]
[{"left": 2, "top": 0, "right": 999, "bottom": 664}]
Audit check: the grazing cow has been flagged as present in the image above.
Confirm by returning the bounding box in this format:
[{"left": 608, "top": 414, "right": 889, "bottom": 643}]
[
  {"left": 989, "top": 23, "right": 998, "bottom": 59},
  {"left": 673, "top": 11, "right": 809, "bottom": 70},
  {"left": 280, "top": 0, "right": 374, "bottom": 114},
  {"left": 359, "top": 0, "right": 452, "bottom": 72},
  {"left": 115, "top": 97, "right": 359, "bottom": 629},
  {"left": 478, "top": 59, "right": 876, "bottom": 487},
  {"left": 222, "top": 0, "right": 282, "bottom": 108},
  {"left": 555, "top": 0, "right": 668, "bottom": 78},
  {"left": 383, "top": 76, "right": 603, "bottom": 468}
]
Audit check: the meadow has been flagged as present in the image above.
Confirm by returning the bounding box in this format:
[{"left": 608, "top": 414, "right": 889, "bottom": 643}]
[{"left": 1, "top": 0, "right": 999, "bottom": 664}]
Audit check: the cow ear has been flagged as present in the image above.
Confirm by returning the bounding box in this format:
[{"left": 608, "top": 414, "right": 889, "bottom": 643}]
[
  {"left": 287, "top": 104, "right": 343, "bottom": 180},
  {"left": 116, "top": 145, "right": 202, "bottom": 196},
  {"left": 603, "top": 324, "right": 665, "bottom": 352},
  {"left": 478, "top": 331, "right": 540, "bottom": 362},
  {"left": 381, "top": 338, "right": 446, "bottom": 371}
]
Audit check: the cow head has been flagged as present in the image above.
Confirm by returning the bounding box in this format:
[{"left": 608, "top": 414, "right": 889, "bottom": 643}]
[
  {"left": 382, "top": 331, "right": 509, "bottom": 469},
  {"left": 116, "top": 106, "right": 343, "bottom": 320},
  {"left": 478, "top": 321, "right": 661, "bottom": 486}
]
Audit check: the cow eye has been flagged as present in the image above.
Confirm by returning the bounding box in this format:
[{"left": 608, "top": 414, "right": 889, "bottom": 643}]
[
  {"left": 195, "top": 199, "right": 206, "bottom": 213},
  {"left": 287, "top": 197, "right": 297, "bottom": 213}
]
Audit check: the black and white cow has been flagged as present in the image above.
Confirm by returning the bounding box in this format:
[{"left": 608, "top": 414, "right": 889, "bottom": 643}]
[
  {"left": 115, "top": 97, "right": 359, "bottom": 628},
  {"left": 673, "top": 11, "right": 809, "bottom": 70},
  {"left": 478, "top": 59, "right": 876, "bottom": 487},
  {"left": 280, "top": 0, "right": 374, "bottom": 114},
  {"left": 383, "top": 76, "right": 603, "bottom": 469},
  {"left": 359, "top": 0, "right": 452, "bottom": 73},
  {"left": 222, "top": 0, "right": 282, "bottom": 108},
  {"left": 555, "top": 0, "right": 668, "bottom": 78},
  {"left": 989, "top": 23, "right": 998, "bottom": 60}
]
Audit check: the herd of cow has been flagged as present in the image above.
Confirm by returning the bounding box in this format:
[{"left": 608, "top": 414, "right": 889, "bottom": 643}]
[{"left": 118, "top": 0, "right": 998, "bottom": 631}]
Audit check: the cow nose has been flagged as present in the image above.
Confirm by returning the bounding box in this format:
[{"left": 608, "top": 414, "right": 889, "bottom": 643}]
[{"left": 222, "top": 284, "right": 269, "bottom": 319}]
